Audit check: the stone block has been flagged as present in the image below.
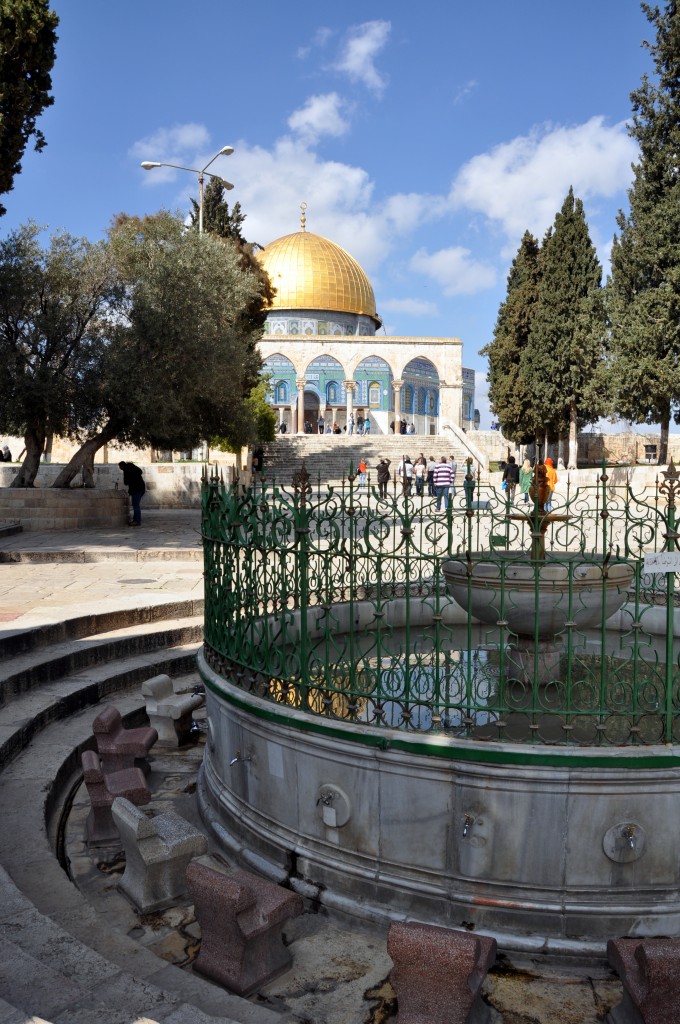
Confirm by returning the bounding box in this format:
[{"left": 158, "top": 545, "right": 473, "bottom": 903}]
[
  {"left": 186, "top": 860, "right": 303, "bottom": 996},
  {"left": 141, "top": 673, "right": 204, "bottom": 746},
  {"left": 81, "top": 749, "right": 150, "bottom": 846},
  {"left": 111, "top": 798, "right": 208, "bottom": 913},
  {"left": 92, "top": 704, "right": 157, "bottom": 773},
  {"left": 387, "top": 920, "right": 496, "bottom": 1024},
  {"left": 607, "top": 937, "right": 680, "bottom": 1024}
]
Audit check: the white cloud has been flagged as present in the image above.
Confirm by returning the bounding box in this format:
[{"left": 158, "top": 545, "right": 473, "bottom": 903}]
[
  {"left": 409, "top": 246, "right": 497, "bottom": 296},
  {"left": 449, "top": 116, "right": 637, "bottom": 249},
  {"left": 381, "top": 297, "right": 438, "bottom": 317},
  {"left": 297, "top": 26, "right": 333, "bottom": 60},
  {"left": 288, "top": 93, "right": 350, "bottom": 144},
  {"left": 130, "top": 123, "right": 213, "bottom": 184},
  {"left": 453, "top": 79, "right": 478, "bottom": 105},
  {"left": 335, "top": 20, "right": 391, "bottom": 94}
]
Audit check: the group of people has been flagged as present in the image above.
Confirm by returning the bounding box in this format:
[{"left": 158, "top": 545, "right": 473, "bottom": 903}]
[
  {"left": 371, "top": 454, "right": 474, "bottom": 510},
  {"left": 390, "top": 419, "right": 417, "bottom": 435},
  {"left": 501, "top": 455, "right": 558, "bottom": 511}
]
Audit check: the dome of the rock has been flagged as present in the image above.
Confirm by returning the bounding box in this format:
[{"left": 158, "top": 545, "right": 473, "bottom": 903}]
[{"left": 256, "top": 229, "right": 380, "bottom": 328}]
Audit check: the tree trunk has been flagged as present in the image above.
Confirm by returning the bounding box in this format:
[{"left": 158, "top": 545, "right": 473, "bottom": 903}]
[
  {"left": 659, "top": 415, "right": 669, "bottom": 465},
  {"left": 10, "top": 427, "right": 46, "bottom": 487},
  {"left": 51, "top": 423, "right": 119, "bottom": 488},
  {"left": 568, "top": 402, "right": 578, "bottom": 469}
]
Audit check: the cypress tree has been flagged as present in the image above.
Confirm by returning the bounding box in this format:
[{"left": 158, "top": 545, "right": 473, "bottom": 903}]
[
  {"left": 481, "top": 231, "right": 542, "bottom": 445},
  {"left": 608, "top": 1, "right": 680, "bottom": 464},
  {"left": 524, "top": 188, "right": 606, "bottom": 468}
]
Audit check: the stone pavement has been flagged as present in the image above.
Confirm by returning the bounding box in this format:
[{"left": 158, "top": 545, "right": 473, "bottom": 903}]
[
  {"left": 0, "top": 510, "right": 204, "bottom": 631},
  {"left": 0, "top": 508, "right": 627, "bottom": 1023}
]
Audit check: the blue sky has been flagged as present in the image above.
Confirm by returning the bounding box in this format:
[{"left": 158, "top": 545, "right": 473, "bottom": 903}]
[{"left": 4, "top": 1, "right": 654, "bottom": 427}]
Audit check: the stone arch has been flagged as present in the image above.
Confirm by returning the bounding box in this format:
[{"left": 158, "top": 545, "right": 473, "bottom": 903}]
[{"left": 400, "top": 357, "right": 440, "bottom": 435}]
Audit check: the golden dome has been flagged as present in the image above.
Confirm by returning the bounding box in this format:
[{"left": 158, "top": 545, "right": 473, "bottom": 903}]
[{"left": 257, "top": 230, "right": 379, "bottom": 324}]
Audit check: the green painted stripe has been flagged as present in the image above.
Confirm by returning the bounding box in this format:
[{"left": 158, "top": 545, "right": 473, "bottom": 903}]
[{"left": 199, "top": 669, "right": 680, "bottom": 770}]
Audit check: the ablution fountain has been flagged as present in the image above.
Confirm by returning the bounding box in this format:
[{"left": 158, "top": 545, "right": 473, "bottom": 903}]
[{"left": 197, "top": 460, "right": 680, "bottom": 959}]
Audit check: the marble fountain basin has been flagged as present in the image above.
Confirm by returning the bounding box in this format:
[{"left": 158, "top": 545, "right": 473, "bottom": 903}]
[{"left": 442, "top": 552, "right": 635, "bottom": 638}]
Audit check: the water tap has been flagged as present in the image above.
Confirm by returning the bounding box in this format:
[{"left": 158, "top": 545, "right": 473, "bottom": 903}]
[
  {"left": 623, "top": 824, "right": 636, "bottom": 850},
  {"left": 229, "top": 750, "right": 251, "bottom": 766}
]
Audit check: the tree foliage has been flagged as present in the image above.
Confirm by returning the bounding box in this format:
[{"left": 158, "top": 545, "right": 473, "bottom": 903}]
[
  {"left": 484, "top": 191, "right": 606, "bottom": 464},
  {"left": 0, "top": 0, "right": 58, "bottom": 216},
  {"left": 607, "top": 1, "right": 680, "bottom": 463},
  {"left": 0, "top": 212, "right": 270, "bottom": 486},
  {"left": 522, "top": 188, "right": 606, "bottom": 466},
  {"left": 0, "top": 223, "right": 118, "bottom": 485},
  {"left": 480, "top": 231, "right": 541, "bottom": 444}
]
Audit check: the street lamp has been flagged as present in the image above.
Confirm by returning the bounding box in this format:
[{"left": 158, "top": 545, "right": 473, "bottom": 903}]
[{"left": 140, "top": 145, "right": 235, "bottom": 234}]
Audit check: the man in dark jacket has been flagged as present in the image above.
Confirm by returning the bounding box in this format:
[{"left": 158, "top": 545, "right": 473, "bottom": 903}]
[
  {"left": 502, "top": 455, "right": 520, "bottom": 502},
  {"left": 118, "top": 461, "right": 145, "bottom": 526},
  {"left": 376, "top": 459, "right": 391, "bottom": 499}
]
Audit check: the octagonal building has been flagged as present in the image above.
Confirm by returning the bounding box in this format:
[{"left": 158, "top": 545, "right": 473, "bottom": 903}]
[{"left": 256, "top": 211, "right": 475, "bottom": 436}]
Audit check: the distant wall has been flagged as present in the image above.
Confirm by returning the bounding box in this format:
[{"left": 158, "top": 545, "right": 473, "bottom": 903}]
[
  {"left": 475, "top": 430, "right": 680, "bottom": 466},
  {"left": 0, "top": 459, "right": 240, "bottom": 511},
  {"left": 0, "top": 488, "right": 127, "bottom": 531}
]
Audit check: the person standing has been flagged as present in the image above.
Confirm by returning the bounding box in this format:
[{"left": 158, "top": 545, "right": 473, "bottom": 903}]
[
  {"left": 427, "top": 455, "right": 436, "bottom": 496},
  {"left": 449, "top": 456, "right": 458, "bottom": 497},
  {"left": 376, "top": 458, "right": 391, "bottom": 499},
  {"left": 433, "top": 456, "right": 453, "bottom": 511},
  {"left": 502, "top": 455, "right": 520, "bottom": 502},
  {"left": 358, "top": 457, "right": 367, "bottom": 489},
  {"left": 414, "top": 457, "right": 426, "bottom": 496},
  {"left": 348, "top": 414, "right": 354, "bottom": 436},
  {"left": 519, "top": 458, "right": 533, "bottom": 504},
  {"left": 118, "top": 461, "right": 145, "bottom": 526},
  {"left": 544, "top": 457, "right": 558, "bottom": 511}
]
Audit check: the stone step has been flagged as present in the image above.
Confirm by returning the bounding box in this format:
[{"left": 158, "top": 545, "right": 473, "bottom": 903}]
[
  {"left": 0, "top": 682, "right": 284, "bottom": 1024},
  {"left": 0, "top": 639, "right": 201, "bottom": 772},
  {"left": 0, "top": 598, "right": 204, "bottom": 659},
  {"left": 261, "top": 435, "right": 479, "bottom": 486},
  {"left": 0, "top": 616, "right": 203, "bottom": 705}
]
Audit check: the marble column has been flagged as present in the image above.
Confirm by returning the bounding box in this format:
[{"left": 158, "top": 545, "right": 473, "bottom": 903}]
[
  {"left": 296, "top": 378, "right": 307, "bottom": 434},
  {"left": 344, "top": 380, "right": 356, "bottom": 429},
  {"left": 392, "top": 379, "right": 403, "bottom": 424}
]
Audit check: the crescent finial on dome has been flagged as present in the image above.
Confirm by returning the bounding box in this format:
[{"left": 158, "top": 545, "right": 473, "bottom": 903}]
[{"left": 300, "top": 202, "right": 307, "bottom": 232}]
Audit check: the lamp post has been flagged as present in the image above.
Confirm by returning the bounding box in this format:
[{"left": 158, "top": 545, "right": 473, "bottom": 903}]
[{"left": 140, "top": 145, "right": 234, "bottom": 234}]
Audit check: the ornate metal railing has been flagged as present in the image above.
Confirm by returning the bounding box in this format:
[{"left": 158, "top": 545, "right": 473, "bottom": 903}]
[{"left": 202, "top": 461, "right": 680, "bottom": 746}]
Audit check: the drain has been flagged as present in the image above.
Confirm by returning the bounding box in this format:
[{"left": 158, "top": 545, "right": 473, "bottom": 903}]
[{"left": 117, "top": 578, "right": 158, "bottom": 584}]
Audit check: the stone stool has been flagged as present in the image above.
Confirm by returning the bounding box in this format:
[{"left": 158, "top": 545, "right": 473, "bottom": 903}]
[
  {"left": 81, "top": 749, "right": 151, "bottom": 846},
  {"left": 388, "top": 921, "right": 497, "bottom": 1024},
  {"left": 111, "top": 798, "right": 208, "bottom": 912},
  {"left": 607, "top": 937, "right": 680, "bottom": 1024},
  {"left": 92, "top": 704, "right": 157, "bottom": 773},
  {"left": 141, "top": 673, "right": 204, "bottom": 746},
  {"left": 186, "top": 861, "right": 304, "bottom": 995}
]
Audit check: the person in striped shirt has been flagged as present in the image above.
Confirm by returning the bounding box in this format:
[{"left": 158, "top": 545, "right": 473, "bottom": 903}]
[{"left": 433, "top": 456, "right": 454, "bottom": 511}]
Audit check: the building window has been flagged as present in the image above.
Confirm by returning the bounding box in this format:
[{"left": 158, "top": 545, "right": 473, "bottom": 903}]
[
  {"left": 368, "top": 382, "right": 381, "bottom": 407},
  {"left": 327, "top": 381, "right": 339, "bottom": 404},
  {"left": 276, "top": 381, "right": 289, "bottom": 404},
  {"left": 403, "top": 384, "right": 413, "bottom": 413}
]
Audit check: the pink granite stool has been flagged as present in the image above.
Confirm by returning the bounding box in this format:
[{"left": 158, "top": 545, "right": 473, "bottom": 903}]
[
  {"left": 388, "top": 920, "right": 497, "bottom": 1024},
  {"left": 186, "top": 861, "right": 304, "bottom": 995},
  {"left": 81, "top": 749, "right": 151, "bottom": 846},
  {"left": 92, "top": 705, "right": 157, "bottom": 773},
  {"left": 607, "top": 937, "right": 680, "bottom": 1024}
]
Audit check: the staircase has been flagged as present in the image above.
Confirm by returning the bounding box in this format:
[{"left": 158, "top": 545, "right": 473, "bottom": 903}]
[
  {"left": 0, "top": 600, "right": 287, "bottom": 1024},
  {"left": 261, "top": 434, "right": 486, "bottom": 487}
]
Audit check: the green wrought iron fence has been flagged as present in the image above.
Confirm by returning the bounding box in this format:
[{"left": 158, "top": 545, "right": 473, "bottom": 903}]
[{"left": 202, "top": 460, "right": 680, "bottom": 746}]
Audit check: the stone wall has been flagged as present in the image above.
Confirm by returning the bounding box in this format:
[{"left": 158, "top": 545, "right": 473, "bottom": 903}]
[
  {"left": 0, "top": 459, "right": 241, "bottom": 511},
  {"left": 475, "top": 430, "right": 680, "bottom": 466},
  {"left": 0, "top": 488, "right": 128, "bottom": 531}
]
